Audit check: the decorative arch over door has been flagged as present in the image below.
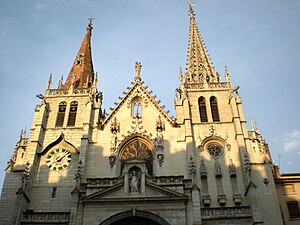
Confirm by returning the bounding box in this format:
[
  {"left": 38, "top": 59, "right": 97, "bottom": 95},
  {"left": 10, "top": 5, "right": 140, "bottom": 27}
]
[
  {"left": 99, "top": 210, "right": 171, "bottom": 225},
  {"left": 118, "top": 136, "right": 154, "bottom": 175}
]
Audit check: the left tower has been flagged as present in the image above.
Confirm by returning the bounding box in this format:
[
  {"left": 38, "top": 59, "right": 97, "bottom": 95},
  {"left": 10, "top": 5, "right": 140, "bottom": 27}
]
[{"left": 0, "top": 21, "right": 102, "bottom": 225}]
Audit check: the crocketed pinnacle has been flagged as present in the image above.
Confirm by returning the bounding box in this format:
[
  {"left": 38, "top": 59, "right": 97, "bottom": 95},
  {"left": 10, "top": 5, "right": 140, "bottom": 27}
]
[
  {"left": 64, "top": 21, "right": 94, "bottom": 89},
  {"left": 185, "top": 5, "right": 216, "bottom": 83}
]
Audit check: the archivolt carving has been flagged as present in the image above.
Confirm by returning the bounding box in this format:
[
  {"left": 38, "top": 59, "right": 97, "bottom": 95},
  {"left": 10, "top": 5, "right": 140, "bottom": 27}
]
[{"left": 119, "top": 137, "right": 153, "bottom": 161}]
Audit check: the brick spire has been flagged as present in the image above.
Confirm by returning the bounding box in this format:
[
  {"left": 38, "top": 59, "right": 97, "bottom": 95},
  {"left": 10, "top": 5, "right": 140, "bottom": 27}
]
[
  {"left": 64, "top": 20, "right": 94, "bottom": 89},
  {"left": 185, "top": 5, "right": 217, "bottom": 84}
]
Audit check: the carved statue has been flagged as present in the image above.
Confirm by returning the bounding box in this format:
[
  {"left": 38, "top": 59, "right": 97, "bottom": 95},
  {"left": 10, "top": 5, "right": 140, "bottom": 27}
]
[
  {"left": 200, "top": 159, "right": 207, "bottom": 178},
  {"left": 215, "top": 159, "right": 222, "bottom": 177},
  {"left": 129, "top": 170, "right": 140, "bottom": 194},
  {"left": 135, "top": 61, "right": 142, "bottom": 81}
]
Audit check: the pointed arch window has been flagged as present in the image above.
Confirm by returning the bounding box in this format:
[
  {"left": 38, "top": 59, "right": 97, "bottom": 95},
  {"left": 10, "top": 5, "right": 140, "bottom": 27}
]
[
  {"left": 198, "top": 97, "right": 208, "bottom": 122},
  {"left": 67, "top": 101, "right": 78, "bottom": 127},
  {"left": 210, "top": 96, "right": 220, "bottom": 122},
  {"left": 131, "top": 96, "right": 142, "bottom": 118},
  {"left": 55, "top": 102, "right": 67, "bottom": 127}
]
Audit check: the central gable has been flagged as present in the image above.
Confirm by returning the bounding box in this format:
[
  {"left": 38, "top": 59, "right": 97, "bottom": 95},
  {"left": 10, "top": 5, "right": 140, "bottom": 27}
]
[{"left": 100, "top": 75, "right": 176, "bottom": 130}]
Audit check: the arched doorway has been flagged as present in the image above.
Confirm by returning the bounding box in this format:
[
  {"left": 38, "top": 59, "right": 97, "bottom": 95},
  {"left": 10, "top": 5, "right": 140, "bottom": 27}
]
[{"left": 99, "top": 211, "right": 171, "bottom": 225}]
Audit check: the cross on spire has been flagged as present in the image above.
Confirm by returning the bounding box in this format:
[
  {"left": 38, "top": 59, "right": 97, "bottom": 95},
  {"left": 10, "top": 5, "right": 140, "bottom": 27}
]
[
  {"left": 88, "top": 16, "right": 94, "bottom": 26},
  {"left": 187, "top": 0, "right": 197, "bottom": 7}
]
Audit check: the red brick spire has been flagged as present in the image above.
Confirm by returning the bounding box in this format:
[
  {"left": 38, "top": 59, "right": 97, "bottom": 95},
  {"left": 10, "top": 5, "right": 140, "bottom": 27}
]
[{"left": 64, "top": 20, "right": 94, "bottom": 89}]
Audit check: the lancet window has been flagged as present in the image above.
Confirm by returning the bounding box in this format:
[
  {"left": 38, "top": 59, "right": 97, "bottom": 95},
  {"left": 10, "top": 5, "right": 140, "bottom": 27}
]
[
  {"left": 131, "top": 96, "right": 143, "bottom": 118},
  {"left": 67, "top": 101, "right": 78, "bottom": 127},
  {"left": 210, "top": 96, "right": 220, "bottom": 122},
  {"left": 198, "top": 96, "right": 208, "bottom": 122},
  {"left": 55, "top": 102, "right": 67, "bottom": 127}
]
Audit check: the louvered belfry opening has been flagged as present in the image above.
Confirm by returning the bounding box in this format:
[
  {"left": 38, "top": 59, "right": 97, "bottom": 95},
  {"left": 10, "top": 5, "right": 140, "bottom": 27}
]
[
  {"left": 67, "top": 101, "right": 78, "bottom": 127},
  {"left": 55, "top": 102, "right": 67, "bottom": 127},
  {"left": 210, "top": 96, "right": 220, "bottom": 122},
  {"left": 198, "top": 96, "right": 208, "bottom": 122}
]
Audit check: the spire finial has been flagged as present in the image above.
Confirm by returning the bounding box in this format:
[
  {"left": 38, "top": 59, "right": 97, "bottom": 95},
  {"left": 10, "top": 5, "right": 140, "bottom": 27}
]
[
  {"left": 188, "top": 0, "right": 197, "bottom": 17},
  {"left": 88, "top": 16, "right": 94, "bottom": 26},
  {"left": 86, "top": 17, "right": 94, "bottom": 35}
]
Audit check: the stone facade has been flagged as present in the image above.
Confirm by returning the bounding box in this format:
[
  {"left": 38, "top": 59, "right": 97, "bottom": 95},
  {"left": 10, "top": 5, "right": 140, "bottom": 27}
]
[
  {"left": 273, "top": 166, "right": 300, "bottom": 224},
  {"left": 0, "top": 4, "right": 293, "bottom": 225}
]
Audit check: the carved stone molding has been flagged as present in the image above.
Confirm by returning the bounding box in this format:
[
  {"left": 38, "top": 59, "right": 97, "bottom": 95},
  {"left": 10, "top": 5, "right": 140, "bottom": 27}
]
[
  {"left": 152, "top": 176, "right": 184, "bottom": 185},
  {"left": 22, "top": 212, "right": 70, "bottom": 223},
  {"left": 87, "top": 178, "right": 119, "bottom": 187},
  {"left": 201, "top": 206, "right": 251, "bottom": 219}
]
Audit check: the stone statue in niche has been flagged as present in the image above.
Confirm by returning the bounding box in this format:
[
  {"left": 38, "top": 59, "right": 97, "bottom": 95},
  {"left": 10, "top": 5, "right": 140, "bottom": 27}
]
[
  {"left": 215, "top": 159, "right": 222, "bottom": 177},
  {"left": 129, "top": 168, "right": 141, "bottom": 194}
]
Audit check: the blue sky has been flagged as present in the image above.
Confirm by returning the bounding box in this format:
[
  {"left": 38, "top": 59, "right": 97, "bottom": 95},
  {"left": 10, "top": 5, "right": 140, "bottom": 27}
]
[{"left": 0, "top": 0, "right": 300, "bottom": 191}]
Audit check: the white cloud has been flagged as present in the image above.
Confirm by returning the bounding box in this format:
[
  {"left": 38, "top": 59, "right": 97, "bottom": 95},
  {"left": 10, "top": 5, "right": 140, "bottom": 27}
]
[
  {"left": 283, "top": 130, "right": 300, "bottom": 153},
  {"left": 34, "top": 1, "right": 44, "bottom": 11}
]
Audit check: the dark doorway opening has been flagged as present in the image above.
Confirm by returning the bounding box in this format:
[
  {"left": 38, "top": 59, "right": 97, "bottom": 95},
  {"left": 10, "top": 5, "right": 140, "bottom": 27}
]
[{"left": 110, "top": 216, "right": 161, "bottom": 225}]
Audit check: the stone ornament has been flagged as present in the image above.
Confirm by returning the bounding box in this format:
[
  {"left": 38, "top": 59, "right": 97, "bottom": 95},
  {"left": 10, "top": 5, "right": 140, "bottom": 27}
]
[
  {"left": 129, "top": 167, "right": 141, "bottom": 194},
  {"left": 189, "top": 155, "right": 197, "bottom": 180},
  {"left": 229, "top": 158, "right": 237, "bottom": 177},
  {"left": 135, "top": 61, "right": 142, "bottom": 81},
  {"left": 214, "top": 159, "right": 222, "bottom": 177},
  {"left": 199, "top": 159, "right": 207, "bottom": 178}
]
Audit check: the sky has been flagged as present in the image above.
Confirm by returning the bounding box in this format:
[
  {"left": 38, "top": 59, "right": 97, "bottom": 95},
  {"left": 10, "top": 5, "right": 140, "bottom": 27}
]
[{"left": 0, "top": 0, "right": 300, "bottom": 192}]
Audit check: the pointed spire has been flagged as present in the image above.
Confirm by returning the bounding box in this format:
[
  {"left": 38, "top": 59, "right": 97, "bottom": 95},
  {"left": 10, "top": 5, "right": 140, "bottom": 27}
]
[
  {"left": 64, "top": 19, "right": 95, "bottom": 90},
  {"left": 185, "top": 4, "right": 216, "bottom": 85}
]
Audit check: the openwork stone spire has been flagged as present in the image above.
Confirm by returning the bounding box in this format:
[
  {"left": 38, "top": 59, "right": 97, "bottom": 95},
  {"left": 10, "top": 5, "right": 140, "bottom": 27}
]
[
  {"left": 64, "top": 19, "right": 94, "bottom": 89},
  {"left": 185, "top": 5, "right": 217, "bottom": 85}
]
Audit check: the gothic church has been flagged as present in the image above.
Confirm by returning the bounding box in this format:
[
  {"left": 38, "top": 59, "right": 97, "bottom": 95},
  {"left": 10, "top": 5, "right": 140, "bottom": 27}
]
[{"left": 0, "top": 5, "right": 286, "bottom": 225}]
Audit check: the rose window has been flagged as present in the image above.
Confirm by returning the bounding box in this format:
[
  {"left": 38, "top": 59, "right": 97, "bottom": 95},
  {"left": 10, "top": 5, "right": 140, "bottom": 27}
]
[{"left": 207, "top": 143, "right": 223, "bottom": 158}]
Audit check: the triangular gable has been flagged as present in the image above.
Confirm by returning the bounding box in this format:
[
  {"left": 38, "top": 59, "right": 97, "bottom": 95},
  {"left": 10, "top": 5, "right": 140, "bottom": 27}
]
[
  {"left": 81, "top": 180, "right": 187, "bottom": 203},
  {"left": 101, "top": 80, "right": 176, "bottom": 129}
]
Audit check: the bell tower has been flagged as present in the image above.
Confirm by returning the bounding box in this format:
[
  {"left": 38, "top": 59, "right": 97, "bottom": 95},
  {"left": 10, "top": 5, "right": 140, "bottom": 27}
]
[
  {"left": 174, "top": 4, "right": 283, "bottom": 225},
  {"left": 0, "top": 20, "right": 103, "bottom": 225}
]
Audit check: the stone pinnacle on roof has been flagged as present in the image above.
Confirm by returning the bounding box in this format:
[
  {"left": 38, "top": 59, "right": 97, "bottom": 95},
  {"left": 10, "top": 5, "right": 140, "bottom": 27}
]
[{"left": 64, "top": 18, "right": 95, "bottom": 89}]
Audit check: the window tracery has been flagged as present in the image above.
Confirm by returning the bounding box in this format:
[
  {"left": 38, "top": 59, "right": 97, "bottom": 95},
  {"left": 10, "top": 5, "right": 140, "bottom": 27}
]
[{"left": 207, "top": 143, "right": 223, "bottom": 158}]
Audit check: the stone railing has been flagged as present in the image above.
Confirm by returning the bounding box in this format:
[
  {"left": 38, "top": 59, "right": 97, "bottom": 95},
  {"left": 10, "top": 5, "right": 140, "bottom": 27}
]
[
  {"left": 87, "top": 177, "right": 119, "bottom": 187},
  {"left": 185, "top": 83, "right": 204, "bottom": 89},
  {"left": 208, "top": 82, "right": 230, "bottom": 89},
  {"left": 201, "top": 206, "right": 251, "bottom": 218},
  {"left": 47, "top": 88, "right": 90, "bottom": 96},
  {"left": 186, "top": 82, "right": 230, "bottom": 89},
  {"left": 151, "top": 176, "right": 184, "bottom": 185},
  {"left": 22, "top": 212, "right": 69, "bottom": 223}
]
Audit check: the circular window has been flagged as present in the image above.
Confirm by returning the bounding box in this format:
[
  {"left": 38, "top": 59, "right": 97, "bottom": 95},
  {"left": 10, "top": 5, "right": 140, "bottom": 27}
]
[{"left": 207, "top": 143, "right": 223, "bottom": 158}]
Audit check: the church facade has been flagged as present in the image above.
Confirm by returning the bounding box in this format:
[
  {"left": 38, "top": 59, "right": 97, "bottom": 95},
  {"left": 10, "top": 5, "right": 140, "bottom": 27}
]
[{"left": 0, "top": 5, "right": 288, "bottom": 225}]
